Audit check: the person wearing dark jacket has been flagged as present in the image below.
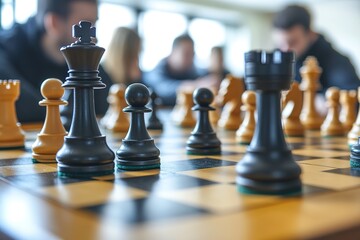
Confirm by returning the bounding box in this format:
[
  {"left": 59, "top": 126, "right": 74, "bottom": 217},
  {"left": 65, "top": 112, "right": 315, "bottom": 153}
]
[
  {"left": 273, "top": 5, "right": 359, "bottom": 93},
  {"left": 143, "top": 34, "right": 221, "bottom": 106},
  {"left": 0, "top": 0, "right": 112, "bottom": 123}
]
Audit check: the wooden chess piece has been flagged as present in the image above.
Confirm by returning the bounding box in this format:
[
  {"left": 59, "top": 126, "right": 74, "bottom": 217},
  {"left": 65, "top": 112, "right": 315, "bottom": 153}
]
[
  {"left": 282, "top": 81, "right": 304, "bottom": 136},
  {"left": 209, "top": 88, "right": 220, "bottom": 127},
  {"left": 0, "top": 80, "right": 25, "bottom": 150},
  {"left": 321, "top": 87, "right": 344, "bottom": 137},
  {"left": 32, "top": 78, "right": 67, "bottom": 163},
  {"left": 186, "top": 88, "right": 221, "bottom": 155},
  {"left": 217, "top": 75, "right": 244, "bottom": 130},
  {"left": 56, "top": 21, "right": 115, "bottom": 177},
  {"left": 348, "top": 87, "right": 360, "bottom": 146},
  {"left": 100, "top": 83, "right": 129, "bottom": 132},
  {"left": 236, "top": 91, "right": 256, "bottom": 144},
  {"left": 171, "top": 89, "right": 196, "bottom": 128},
  {"left": 147, "top": 90, "right": 163, "bottom": 130},
  {"left": 340, "top": 89, "right": 357, "bottom": 132},
  {"left": 236, "top": 50, "right": 301, "bottom": 195},
  {"left": 116, "top": 83, "right": 160, "bottom": 170},
  {"left": 300, "top": 56, "right": 323, "bottom": 130}
]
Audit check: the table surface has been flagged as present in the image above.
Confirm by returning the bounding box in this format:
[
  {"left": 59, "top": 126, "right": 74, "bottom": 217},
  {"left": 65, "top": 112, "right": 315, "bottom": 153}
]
[{"left": 1, "top": 114, "right": 360, "bottom": 240}]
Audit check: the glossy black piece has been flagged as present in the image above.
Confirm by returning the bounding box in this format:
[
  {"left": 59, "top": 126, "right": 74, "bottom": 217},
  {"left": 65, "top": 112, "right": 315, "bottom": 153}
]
[
  {"left": 56, "top": 21, "right": 115, "bottom": 176},
  {"left": 186, "top": 88, "right": 221, "bottom": 155},
  {"left": 116, "top": 83, "right": 160, "bottom": 170},
  {"left": 146, "top": 90, "right": 163, "bottom": 130},
  {"left": 350, "top": 138, "right": 360, "bottom": 169},
  {"left": 236, "top": 50, "right": 302, "bottom": 195},
  {"left": 60, "top": 90, "right": 73, "bottom": 130}
]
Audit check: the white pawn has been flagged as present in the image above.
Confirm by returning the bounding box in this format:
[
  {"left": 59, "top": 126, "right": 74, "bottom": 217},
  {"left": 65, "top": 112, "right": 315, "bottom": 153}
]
[
  {"left": 236, "top": 91, "right": 256, "bottom": 144},
  {"left": 321, "top": 87, "right": 344, "bottom": 137},
  {"left": 32, "top": 78, "right": 67, "bottom": 163}
]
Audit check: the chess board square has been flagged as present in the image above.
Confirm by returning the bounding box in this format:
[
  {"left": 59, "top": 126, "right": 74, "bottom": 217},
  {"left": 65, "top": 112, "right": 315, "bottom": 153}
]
[
  {"left": 112, "top": 173, "right": 218, "bottom": 192},
  {"left": 300, "top": 164, "right": 360, "bottom": 190},
  {"left": 0, "top": 157, "right": 33, "bottom": 167},
  {"left": 83, "top": 196, "right": 209, "bottom": 224},
  {"left": 3, "top": 172, "right": 89, "bottom": 188},
  {"left": 155, "top": 184, "right": 280, "bottom": 213},
  {"left": 0, "top": 150, "right": 31, "bottom": 160},
  {"left": 35, "top": 181, "right": 148, "bottom": 208},
  {"left": 0, "top": 163, "right": 57, "bottom": 177},
  {"left": 179, "top": 165, "right": 237, "bottom": 184},
  {"left": 160, "top": 158, "right": 237, "bottom": 173},
  {"left": 324, "top": 168, "right": 360, "bottom": 177},
  {"left": 300, "top": 158, "right": 351, "bottom": 169},
  {"left": 292, "top": 149, "right": 349, "bottom": 158}
]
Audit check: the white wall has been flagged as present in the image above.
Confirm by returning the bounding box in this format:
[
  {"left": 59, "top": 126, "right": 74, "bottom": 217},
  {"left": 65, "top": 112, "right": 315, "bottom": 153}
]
[{"left": 307, "top": 0, "right": 360, "bottom": 75}]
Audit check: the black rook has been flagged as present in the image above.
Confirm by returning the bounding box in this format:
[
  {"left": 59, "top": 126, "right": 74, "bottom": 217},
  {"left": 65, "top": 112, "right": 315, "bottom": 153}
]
[{"left": 236, "top": 50, "right": 302, "bottom": 195}]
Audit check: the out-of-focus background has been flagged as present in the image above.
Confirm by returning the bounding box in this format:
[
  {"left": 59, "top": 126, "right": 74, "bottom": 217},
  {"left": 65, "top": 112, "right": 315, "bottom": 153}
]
[{"left": 2, "top": 0, "right": 359, "bottom": 76}]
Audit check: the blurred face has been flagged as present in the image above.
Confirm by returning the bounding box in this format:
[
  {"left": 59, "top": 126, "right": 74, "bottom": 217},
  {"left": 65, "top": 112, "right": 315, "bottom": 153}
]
[
  {"left": 57, "top": 1, "right": 98, "bottom": 46},
  {"left": 170, "top": 40, "right": 195, "bottom": 72},
  {"left": 273, "top": 25, "right": 311, "bottom": 58}
]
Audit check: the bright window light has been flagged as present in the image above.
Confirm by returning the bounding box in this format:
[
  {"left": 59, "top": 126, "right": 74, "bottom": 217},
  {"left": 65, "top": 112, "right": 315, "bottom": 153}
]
[
  {"left": 97, "top": 3, "right": 137, "bottom": 49},
  {"left": 15, "top": 0, "right": 37, "bottom": 24},
  {"left": 140, "top": 10, "right": 188, "bottom": 71},
  {"left": 189, "top": 18, "right": 226, "bottom": 69}
]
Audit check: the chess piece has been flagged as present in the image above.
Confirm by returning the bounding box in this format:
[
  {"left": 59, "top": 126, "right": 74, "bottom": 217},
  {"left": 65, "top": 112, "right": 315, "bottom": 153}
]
[
  {"left": 340, "top": 89, "right": 357, "bottom": 132},
  {"left": 282, "top": 81, "right": 304, "bottom": 136},
  {"left": 32, "top": 78, "right": 67, "bottom": 163},
  {"left": 0, "top": 80, "right": 25, "bottom": 150},
  {"left": 236, "top": 91, "right": 256, "bottom": 145},
  {"left": 171, "top": 89, "right": 196, "bottom": 128},
  {"left": 350, "top": 138, "right": 360, "bottom": 169},
  {"left": 217, "top": 75, "right": 244, "bottom": 130},
  {"left": 147, "top": 90, "right": 163, "bottom": 130},
  {"left": 209, "top": 88, "right": 220, "bottom": 126},
  {"left": 60, "top": 90, "right": 73, "bottom": 130},
  {"left": 100, "top": 83, "right": 129, "bottom": 132},
  {"left": 300, "top": 56, "right": 323, "bottom": 130},
  {"left": 116, "top": 83, "right": 160, "bottom": 170},
  {"left": 56, "top": 21, "right": 115, "bottom": 176},
  {"left": 321, "top": 87, "right": 344, "bottom": 137},
  {"left": 236, "top": 50, "right": 302, "bottom": 195},
  {"left": 348, "top": 87, "right": 360, "bottom": 146},
  {"left": 186, "top": 88, "right": 221, "bottom": 155}
]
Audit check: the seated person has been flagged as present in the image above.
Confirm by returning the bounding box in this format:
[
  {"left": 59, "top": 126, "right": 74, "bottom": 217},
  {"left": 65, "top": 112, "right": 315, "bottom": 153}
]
[
  {"left": 0, "top": 0, "right": 112, "bottom": 123},
  {"left": 102, "top": 27, "right": 142, "bottom": 86},
  {"left": 272, "top": 5, "right": 359, "bottom": 92},
  {"left": 208, "top": 46, "right": 230, "bottom": 79},
  {"left": 143, "top": 34, "right": 220, "bottom": 106}
]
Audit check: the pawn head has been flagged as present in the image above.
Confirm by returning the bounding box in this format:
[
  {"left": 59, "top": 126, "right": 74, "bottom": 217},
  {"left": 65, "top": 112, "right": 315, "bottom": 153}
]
[
  {"left": 125, "top": 83, "right": 150, "bottom": 107},
  {"left": 41, "top": 78, "right": 64, "bottom": 100},
  {"left": 193, "top": 88, "right": 214, "bottom": 107},
  {"left": 326, "top": 86, "right": 340, "bottom": 101}
]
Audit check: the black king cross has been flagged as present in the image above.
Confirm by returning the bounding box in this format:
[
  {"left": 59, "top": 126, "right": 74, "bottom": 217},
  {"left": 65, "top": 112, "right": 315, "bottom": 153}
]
[{"left": 73, "top": 21, "right": 96, "bottom": 44}]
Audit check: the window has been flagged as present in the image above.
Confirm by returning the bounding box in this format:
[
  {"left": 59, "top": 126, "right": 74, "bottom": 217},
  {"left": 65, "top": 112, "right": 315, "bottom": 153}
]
[
  {"left": 139, "top": 10, "right": 188, "bottom": 71},
  {"left": 1, "top": 0, "right": 36, "bottom": 29},
  {"left": 188, "top": 18, "right": 226, "bottom": 70},
  {"left": 96, "top": 3, "right": 137, "bottom": 49}
]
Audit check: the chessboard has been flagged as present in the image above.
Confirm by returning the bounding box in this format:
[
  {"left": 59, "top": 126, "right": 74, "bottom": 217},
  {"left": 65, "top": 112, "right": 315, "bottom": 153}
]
[{"left": 1, "top": 111, "right": 360, "bottom": 240}]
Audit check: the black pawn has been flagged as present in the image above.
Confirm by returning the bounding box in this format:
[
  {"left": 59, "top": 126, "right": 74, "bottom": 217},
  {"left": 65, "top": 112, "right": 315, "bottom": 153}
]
[
  {"left": 116, "top": 83, "right": 160, "bottom": 170},
  {"left": 186, "top": 88, "right": 221, "bottom": 155},
  {"left": 350, "top": 137, "right": 360, "bottom": 169},
  {"left": 236, "top": 50, "right": 301, "bottom": 195},
  {"left": 147, "top": 90, "right": 163, "bottom": 130},
  {"left": 56, "top": 21, "right": 115, "bottom": 177}
]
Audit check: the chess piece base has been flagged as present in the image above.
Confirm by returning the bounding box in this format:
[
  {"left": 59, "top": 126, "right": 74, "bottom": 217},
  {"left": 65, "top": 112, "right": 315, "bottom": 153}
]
[
  {"left": 283, "top": 119, "right": 304, "bottom": 137},
  {"left": 236, "top": 149, "right": 302, "bottom": 194},
  {"left": 116, "top": 139, "right": 160, "bottom": 170},
  {"left": 32, "top": 153, "right": 57, "bottom": 163},
  {"left": 186, "top": 132, "right": 221, "bottom": 155},
  {"left": 56, "top": 135, "right": 115, "bottom": 176}
]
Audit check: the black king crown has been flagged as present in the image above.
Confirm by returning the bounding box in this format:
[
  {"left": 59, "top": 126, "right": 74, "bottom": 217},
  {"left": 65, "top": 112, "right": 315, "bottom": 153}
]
[
  {"left": 61, "top": 21, "right": 105, "bottom": 86},
  {"left": 56, "top": 21, "right": 115, "bottom": 177}
]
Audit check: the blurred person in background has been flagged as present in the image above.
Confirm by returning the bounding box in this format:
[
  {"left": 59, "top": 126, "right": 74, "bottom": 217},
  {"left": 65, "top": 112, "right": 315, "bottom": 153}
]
[
  {"left": 103, "top": 27, "right": 142, "bottom": 86},
  {"left": 208, "top": 46, "right": 230, "bottom": 80},
  {"left": 272, "top": 5, "right": 359, "bottom": 92},
  {"left": 144, "top": 34, "right": 220, "bottom": 106}
]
